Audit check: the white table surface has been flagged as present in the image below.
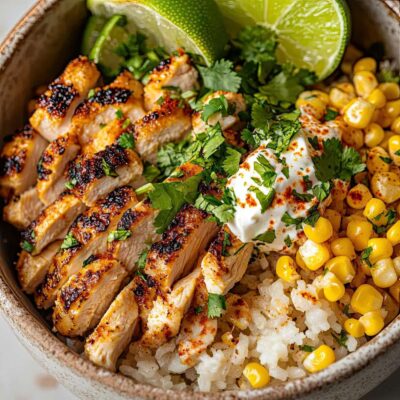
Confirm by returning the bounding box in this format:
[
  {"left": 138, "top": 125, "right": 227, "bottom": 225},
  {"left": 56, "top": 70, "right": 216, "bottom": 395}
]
[{"left": 0, "top": 1, "right": 399, "bottom": 399}]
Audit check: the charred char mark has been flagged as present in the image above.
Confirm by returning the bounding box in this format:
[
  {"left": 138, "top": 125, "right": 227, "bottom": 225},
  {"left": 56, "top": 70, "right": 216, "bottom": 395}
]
[
  {"left": 208, "top": 229, "right": 228, "bottom": 260},
  {"left": 0, "top": 151, "right": 26, "bottom": 176},
  {"left": 78, "top": 212, "right": 111, "bottom": 233},
  {"left": 151, "top": 240, "right": 182, "bottom": 256},
  {"left": 117, "top": 209, "right": 137, "bottom": 231},
  {"left": 38, "top": 83, "right": 78, "bottom": 118},
  {"left": 91, "top": 88, "right": 132, "bottom": 106},
  {"left": 15, "top": 125, "right": 35, "bottom": 140},
  {"left": 154, "top": 57, "right": 171, "bottom": 72},
  {"left": 21, "top": 227, "right": 35, "bottom": 245},
  {"left": 100, "top": 186, "right": 133, "bottom": 211}
]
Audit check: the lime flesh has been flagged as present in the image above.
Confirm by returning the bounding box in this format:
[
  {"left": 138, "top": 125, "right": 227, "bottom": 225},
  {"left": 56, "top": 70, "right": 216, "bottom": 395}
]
[{"left": 81, "top": 15, "right": 107, "bottom": 56}]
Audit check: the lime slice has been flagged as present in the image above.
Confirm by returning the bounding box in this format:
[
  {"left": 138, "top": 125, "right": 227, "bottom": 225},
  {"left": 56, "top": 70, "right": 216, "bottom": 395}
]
[
  {"left": 87, "top": 0, "right": 229, "bottom": 65},
  {"left": 81, "top": 15, "right": 107, "bottom": 56},
  {"left": 215, "top": 0, "right": 351, "bottom": 79}
]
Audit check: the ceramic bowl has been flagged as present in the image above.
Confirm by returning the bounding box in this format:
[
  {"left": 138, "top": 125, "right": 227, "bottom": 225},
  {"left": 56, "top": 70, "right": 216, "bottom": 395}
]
[{"left": 0, "top": 1, "right": 399, "bottom": 399}]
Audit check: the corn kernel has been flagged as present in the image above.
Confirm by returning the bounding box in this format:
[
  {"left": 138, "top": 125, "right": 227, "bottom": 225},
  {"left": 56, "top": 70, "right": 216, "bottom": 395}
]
[
  {"left": 344, "top": 318, "right": 365, "bottom": 338},
  {"left": 388, "top": 135, "right": 400, "bottom": 165},
  {"left": 389, "top": 280, "right": 400, "bottom": 302},
  {"left": 296, "top": 96, "right": 326, "bottom": 120},
  {"left": 326, "top": 256, "right": 356, "bottom": 283},
  {"left": 393, "top": 256, "right": 400, "bottom": 276},
  {"left": 382, "top": 291, "right": 399, "bottom": 324},
  {"left": 324, "top": 209, "right": 342, "bottom": 232},
  {"left": 303, "top": 345, "right": 335, "bottom": 373},
  {"left": 366, "top": 147, "right": 391, "bottom": 174},
  {"left": 303, "top": 217, "right": 333, "bottom": 243},
  {"left": 354, "top": 71, "right": 378, "bottom": 98},
  {"left": 368, "top": 88, "right": 387, "bottom": 109},
  {"left": 346, "top": 184, "right": 373, "bottom": 209},
  {"left": 367, "top": 238, "right": 394, "bottom": 264},
  {"left": 371, "top": 172, "right": 400, "bottom": 203},
  {"left": 359, "top": 310, "right": 385, "bottom": 336},
  {"left": 323, "top": 271, "right": 346, "bottom": 301},
  {"left": 353, "top": 57, "right": 377, "bottom": 73},
  {"left": 221, "top": 332, "right": 236, "bottom": 348},
  {"left": 379, "top": 130, "right": 396, "bottom": 151},
  {"left": 346, "top": 219, "right": 373, "bottom": 251},
  {"left": 243, "top": 363, "right": 270, "bottom": 388},
  {"left": 371, "top": 258, "right": 398, "bottom": 288},
  {"left": 385, "top": 99, "right": 400, "bottom": 119},
  {"left": 276, "top": 256, "right": 299, "bottom": 283},
  {"left": 343, "top": 98, "right": 375, "bottom": 129},
  {"left": 387, "top": 221, "right": 400, "bottom": 246},
  {"left": 331, "top": 239, "right": 356, "bottom": 260},
  {"left": 379, "top": 82, "right": 400, "bottom": 100},
  {"left": 342, "top": 127, "right": 364, "bottom": 149},
  {"left": 351, "top": 284, "right": 383, "bottom": 314},
  {"left": 364, "top": 123, "right": 385, "bottom": 147},
  {"left": 336, "top": 82, "right": 355, "bottom": 94},
  {"left": 363, "top": 198, "right": 387, "bottom": 225},
  {"left": 298, "top": 240, "right": 331, "bottom": 271},
  {"left": 329, "top": 87, "right": 354, "bottom": 110},
  {"left": 391, "top": 117, "right": 400, "bottom": 134}
]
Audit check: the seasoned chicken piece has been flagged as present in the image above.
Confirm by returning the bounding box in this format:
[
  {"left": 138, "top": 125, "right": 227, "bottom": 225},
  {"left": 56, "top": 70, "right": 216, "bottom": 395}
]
[
  {"left": 84, "top": 279, "right": 139, "bottom": 371},
  {"left": 192, "top": 91, "right": 246, "bottom": 135},
  {"left": 140, "top": 267, "right": 201, "bottom": 349},
  {"left": 21, "top": 193, "right": 86, "bottom": 256},
  {"left": 3, "top": 187, "right": 44, "bottom": 229},
  {"left": 37, "top": 131, "right": 80, "bottom": 205},
  {"left": 0, "top": 125, "right": 47, "bottom": 197},
  {"left": 201, "top": 227, "right": 253, "bottom": 295},
  {"left": 68, "top": 144, "right": 143, "bottom": 206},
  {"left": 73, "top": 71, "right": 145, "bottom": 147},
  {"left": 53, "top": 256, "right": 127, "bottom": 337},
  {"left": 223, "top": 293, "right": 252, "bottom": 331},
  {"left": 175, "top": 276, "right": 217, "bottom": 369},
  {"left": 144, "top": 52, "right": 199, "bottom": 110},
  {"left": 134, "top": 98, "right": 192, "bottom": 163},
  {"left": 144, "top": 204, "right": 218, "bottom": 290},
  {"left": 17, "top": 241, "right": 61, "bottom": 294},
  {"left": 35, "top": 186, "right": 138, "bottom": 309},
  {"left": 30, "top": 57, "right": 100, "bottom": 142}
]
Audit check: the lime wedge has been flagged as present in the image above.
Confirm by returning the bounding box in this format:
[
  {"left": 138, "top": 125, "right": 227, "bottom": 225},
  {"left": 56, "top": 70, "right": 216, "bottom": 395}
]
[
  {"left": 215, "top": 0, "right": 351, "bottom": 78},
  {"left": 81, "top": 15, "right": 107, "bottom": 56},
  {"left": 87, "top": 0, "right": 229, "bottom": 65}
]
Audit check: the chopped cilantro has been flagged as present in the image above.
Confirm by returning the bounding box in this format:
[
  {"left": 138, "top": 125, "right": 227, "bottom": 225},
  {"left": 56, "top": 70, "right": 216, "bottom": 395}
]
[
  {"left": 194, "top": 306, "right": 203, "bottom": 315},
  {"left": 254, "top": 154, "right": 277, "bottom": 187},
  {"left": 136, "top": 249, "right": 148, "bottom": 271},
  {"left": 343, "top": 304, "right": 351, "bottom": 317},
  {"left": 222, "top": 231, "right": 232, "bottom": 256},
  {"left": 115, "top": 108, "right": 124, "bottom": 120},
  {"left": 332, "top": 330, "right": 348, "bottom": 348},
  {"left": 303, "top": 208, "right": 320, "bottom": 227},
  {"left": 102, "top": 158, "right": 118, "bottom": 177},
  {"left": 292, "top": 189, "right": 314, "bottom": 202},
  {"left": 379, "top": 156, "right": 392, "bottom": 164},
  {"left": 249, "top": 186, "right": 275, "bottom": 213},
  {"left": 222, "top": 147, "right": 242, "bottom": 176},
  {"left": 107, "top": 229, "right": 132, "bottom": 242},
  {"left": 325, "top": 108, "right": 339, "bottom": 121},
  {"left": 207, "top": 293, "right": 226, "bottom": 318},
  {"left": 300, "top": 345, "right": 315, "bottom": 352},
  {"left": 361, "top": 246, "right": 373, "bottom": 267},
  {"left": 195, "top": 194, "right": 235, "bottom": 225},
  {"left": 156, "top": 96, "right": 165, "bottom": 105},
  {"left": 284, "top": 235, "right": 292, "bottom": 248},
  {"left": 254, "top": 229, "right": 276, "bottom": 243},
  {"left": 312, "top": 182, "right": 331, "bottom": 202},
  {"left": 61, "top": 232, "right": 79, "bottom": 250},
  {"left": 65, "top": 178, "right": 77, "bottom": 190},
  {"left": 378, "top": 69, "right": 400, "bottom": 84},
  {"left": 282, "top": 212, "right": 303, "bottom": 229},
  {"left": 143, "top": 164, "right": 161, "bottom": 183},
  {"left": 88, "top": 89, "right": 95, "bottom": 99},
  {"left": 118, "top": 132, "right": 135, "bottom": 149},
  {"left": 83, "top": 255, "right": 96, "bottom": 267},
  {"left": 308, "top": 136, "right": 320, "bottom": 150},
  {"left": 198, "top": 59, "right": 241, "bottom": 93},
  {"left": 157, "top": 139, "right": 190, "bottom": 178},
  {"left": 21, "top": 240, "right": 34, "bottom": 253},
  {"left": 201, "top": 95, "right": 230, "bottom": 122},
  {"left": 303, "top": 175, "right": 313, "bottom": 190},
  {"left": 282, "top": 166, "right": 289, "bottom": 179},
  {"left": 395, "top": 149, "right": 400, "bottom": 156}
]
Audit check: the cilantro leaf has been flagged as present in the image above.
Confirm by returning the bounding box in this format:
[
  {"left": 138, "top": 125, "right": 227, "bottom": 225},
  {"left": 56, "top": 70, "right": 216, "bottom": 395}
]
[
  {"left": 222, "top": 147, "right": 242, "bottom": 176},
  {"left": 201, "top": 124, "right": 226, "bottom": 159},
  {"left": 312, "top": 182, "right": 331, "bottom": 202},
  {"left": 61, "top": 232, "right": 79, "bottom": 250},
  {"left": 21, "top": 240, "right": 34, "bottom": 253},
  {"left": 201, "top": 95, "right": 230, "bottom": 122},
  {"left": 207, "top": 293, "right": 226, "bottom": 318},
  {"left": 65, "top": 178, "right": 77, "bottom": 190},
  {"left": 325, "top": 108, "right": 339, "bottom": 121},
  {"left": 194, "top": 306, "right": 203, "bottom": 315},
  {"left": 157, "top": 139, "right": 190, "bottom": 178},
  {"left": 198, "top": 60, "right": 241, "bottom": 92},
  {"left": 361, "top": 246, "right": 373, "bottom": 267},
  {"left": 303, "top": 207, "right": 320, "bottom": 226},
  {"left": 118, "top": 132, "right": 135, "bottom": 149},
  {"left": 222, "top": 231, "right": 232, "bottom": 256},
  {"left": 300, "top": 345, "right": 315, "bottom": 352},
  {"left": 308, "top": 136, "right": 320, "bottom": 150},
  {"left": 83, "top": 255, "right": 96, "bottom": 267},
  {"left": 107, "top": 229, "right": 132, "bottom": 242},
  {"left": 282, "top": 212, "right": 303, "bottom": 229},
  {"left": 332, "top": 330, "right": 348, "bottom": 348},
  {"left": 292, "top": 189, "right": 314, "bottom": 202},
  {"left": 143, "top": 164, "right": 161, "bottom": 183},
  {"left": 102, "top": 158, "right": 118, "bottom": 177},
  {"left": 284, "top": 235, "right": 292, "bottom": 248},
  {"left": 195, "top": 194, "right": 234, "bottom": 224},
  {"left": 378, "top": 69, "right": 400, "bottom": 83},
  {"left": 249, "top": 186, "right": 275, "bottom": 213},
  {"left": 254, "top": 229, "right": 276, "bottom": 243}
]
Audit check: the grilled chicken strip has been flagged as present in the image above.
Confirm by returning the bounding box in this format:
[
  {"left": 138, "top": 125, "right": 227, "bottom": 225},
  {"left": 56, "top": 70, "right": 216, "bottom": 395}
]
[
  {"left": 21, "top": 192, "right": 86, "bottom": 256},
  {"left": 192, "top": 91, "right": 246, "bottom": 135},
  {"left": 30, "top": 57, "right": 100, "bottom": 142},
  {"left": 73, "top": 71, "right": 145, "bottom": 148},
  {"left": 67, "top": 144, "right": 143, "bottom": 207},
  {"left": 84, "top": 279, "right": 139, "bottom": 371},
  {"left": 3, "top": 187, "right": 45, "bottom": 229},
  {"left": 201, "top": 227, "right": 253, "bottom": 295},
  {"left": 53, "top": 256, "right": 127, "bottom": 337},
  {"left": 37, "top": 131, "right": 80, "bottom": 205},
  {"left": 17, "top": 241, "right": 61, "bottom": 294},
  {"left": 140, "top": 267, "right": 201, "bottom": 349},
  {"left": 144, "top": 52, "right": 199, "bottom": 111},
  {"left": 35, "top": 186, "right": 138, "bottom": 309},
  {"left": 134, "top": 97, "right": 192, "bottom": 163},
  {"left": 0, "top": 125, "right": 47, "bottom": 197}
]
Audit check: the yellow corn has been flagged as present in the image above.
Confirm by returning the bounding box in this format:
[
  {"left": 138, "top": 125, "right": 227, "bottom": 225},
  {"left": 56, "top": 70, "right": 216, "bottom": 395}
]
[
  {"left": 221, "top": 332, "right": 237, "bottom": 348},
  {"left": 299, "top": 90, "right": 330, "bottom": 105},
  {"left": 354, "top": 71, "right": 378, "bottom": 98},
  {"left": 387, "top": 221, "right": 400, "bottom": 246},
  {"left": 388, "top": 135, "right": 400, "bottom": 165},
  {"left": 346, "top": 184, "right": 373, "bottom": 209},
  {"left": 367, "top": 238, "right": 394, "bottom": 264},
  {"left": 393, "top": 256, "right": 400, "bottom": 276},
  {"left": 385, "top": 99, "right": 400, "bottom": 119},
  {"left": 391, "top": 117, "right": 400, "bottom": 134},
  {"left": 298, "top": 240, "right": 331, "bottom": 271},
  {"left": 363, "top": 198, "right": 387, "bottom": 226},
  {"left": 336, "top": 82, "right": 356, "bottom": 94},
  {"left": 276, "top": 255, "right": 299, "bottom": 283},
  {"left": 379, "top": 82, "right": 400, "bottom": 100},
  {"left": 353, "top": 57, "right": 377, "bottom": 73},
  {"left": 331, "top": 239, "right": 356, "bottom": 260},
  {"left": 324, "top": 209, "right": 342, "bottom": 232},
  {"left": 326, "top": 256, "right": 356, "bottom": 284},
  {"left": 371, "top": 258, "right": 398, "bottom": 288},
  {"left": 342, "top": 127, "right": 364, "bottom": 149},
  {"left": 346, "top": 219, "right": 373, "bottom": 251},
  {"left": 303, "top": 345, "right": 336, "bottom": 373},
  {"left": 343, "top": 98, "right": 375, "bottom": 129},
  {"left": 243, "top": 363, "right": 270, "bottom": 388},
  {"left": 371, "top": 172, "right": 400, "bottom": 203},
  {"left": 351, "top": 284, "right": 383, "bottom": 314},
  {"left": 364, "top": 123, "right": 385, "bottom": 147},
  {"left": 389, "top": 280, "right": 400, "bottom": 302},
  {"left": 303, "top": 217, "right": 333, "bottom": 243},
  {"left": 366, "top": 147, "right": 391, "bottom": 174},
  {"left": 296, "top": 96, "right": 326, "bottom": 120},
  {"left": 329, "top": 87, "right": 355, "bottom": 110},
  {"left": 323, "top": 271, "right": 346, "bottom": 301},
  {"left": 367, "top": 88, "right": 387, "bottom": 109},
  {"left": 379, "top": 130, "right": 396, "bottom": 151},
  {"left": 344, "top": 318, "right": 365, "bottom": 338},
  {"left": 359, "top": 310, "right": 385, "bottom": 336}
]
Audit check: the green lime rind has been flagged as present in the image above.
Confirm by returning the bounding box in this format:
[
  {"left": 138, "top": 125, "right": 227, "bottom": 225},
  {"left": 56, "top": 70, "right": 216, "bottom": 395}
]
[{"left": 81, "top": 15, "right": 107, "bottom": 56}]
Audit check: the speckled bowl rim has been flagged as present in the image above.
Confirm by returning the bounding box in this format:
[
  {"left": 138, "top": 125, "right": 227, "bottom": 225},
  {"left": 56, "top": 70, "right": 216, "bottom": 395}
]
[{"left": 0, "top": 1, "right": 400, "bottom": 399}]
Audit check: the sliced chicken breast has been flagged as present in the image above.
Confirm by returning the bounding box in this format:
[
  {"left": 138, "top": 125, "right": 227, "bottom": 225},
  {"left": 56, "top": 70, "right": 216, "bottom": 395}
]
[
  {"left": 37, "top": 130, "right": 80, "bottom": 205},
  {"left": 3, "top": 187, "right": 44, "bottom": 229},
  {"left": 0, "top": 125, "right": 47, "bottom": 197},
  {"left": 201, "top": 227, "right": 253, "bottom": 295},
  {"left": 144, "top": 52, "right": 199, "bottom": 110},
  {"left": 30, "top": 57, "right": 100, "bottom": 141},
  {"left": 68, "top": 144, "right": 143, "bottom": 206},
  {"left": 53, "top": 256, "right": 127, "bottom": 337},
  {"left": 35, "top": 186, "right": 138, "bottom": 309},
  {"left": 192, "top": 91, "right": 246, "bottom": 135},
  {"left": 16, "top": 240, "right": 61, "bottom": 294},
  {"left": 134, "top": 97, "right": 192, "bottom": 163},
  {"left": 140, "top": 267, "right": 201, "bottom": 349},
  {"left": 84, "top": 279, "right": 139, "bottom": 371},
  {"left": 21, "top": 193, "right": 86, "bottom": 256},
  {"left": 73, "top": 71, "right": 145, "bottom": 148}
]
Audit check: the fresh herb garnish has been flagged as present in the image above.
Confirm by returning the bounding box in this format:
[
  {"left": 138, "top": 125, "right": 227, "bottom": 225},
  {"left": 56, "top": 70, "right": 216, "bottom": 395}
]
[
  {"left": 102, "top": 158, "right": 118, "bottom": 177},
  {"left": 115, "top": 108, "right": 124, "bottom": 120},
  {"left": 292, "top": 189, "right": 314, "bottom": 202},
  {"left": 21, "top": 240, "right": 34, "bottom": 253},
  {"left": 143, "top": 164, "right": 161, "bottom": 183},
  {"left": 221, "top": 231, "right": 232, "bottom": 257},
  {"left": 194, "top": 306, "right": 203, "bottom": 315},
  {"left": 308, "top": 136, "right": 320, "bottom": 150},
  {"left": 107, "top": 229, "right": 132, "bottom": 242},
  {"left": 254, "top": 229, "right": 276, "bottom": 243},
  {"left": 332, "top": 330, "right": 348, "bottom": 348},
  {"left": 61, "top": 232, "right": 79, "bottom": 250},
  {"left": 361, "top": 246, "right": 373, "bottom": 267},
  {"left": 312, "top": 182, "right": 331, "bottom": 202},
  {"left": 198, "top": 59, "right": 241, "bottom": 93},
  {"left": 379, "top": 156, "right": 392, "bottom": 164},
  {"left": 325, "top": 108, "right": 339, "bottom": 121},
  {"left": 65, "top": 178, "right": 77, "bottom": 190},
  {"left": 300, "top": 345, "right": 315, "bottom": 352},
  {"left": 282, "top": 212, "right": 304, "bottom": 229},
  {"left": 284, "top": 235, "right": 292, "bottom": 248},
  {"left": 118, "top": 132, "right": 135, "bottom": 149},
  {"left": 201, "top": 95, "right": 231, "bottom": 122},
  {"left": 249, "top": 186, "right": 275, "bottom": 213},
  {"left": 207, "top": 293, "right": 226, "bottom": 318}
]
